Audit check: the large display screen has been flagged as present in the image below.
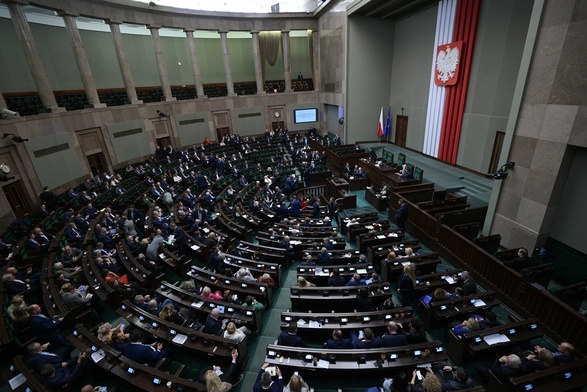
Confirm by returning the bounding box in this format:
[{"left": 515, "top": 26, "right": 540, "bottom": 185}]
[{"left": 294, "top": 108, "right": 318, "bottom": 124}]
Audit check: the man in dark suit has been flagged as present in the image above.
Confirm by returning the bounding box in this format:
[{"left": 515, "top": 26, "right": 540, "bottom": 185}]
[
  {"left": 483, "top": 354, "right": 529, "bottom": 382},
  {"left": 40, "top": 186, "right": 58, "bottom": 211},
  {"left": 536, "top": 342, "right": 575, "bottom": 365},
  {"left": 3, "top": 273, "right": 29, "bottom": 296},
  {"left": 456, "top": 271, "right": 478, "bottom": 296},
  {"left": 434, "top": 364, "right": 475, "bottom": 391},
  {"left": 395, "top": 199, "right": 409, "bottom": 232},
  {"left": 26, "top": 341, "right": 76, "bottom": 373},
  {"left": 122, "top": 330, "right": 169, "bottom": 367},
  {"left": 503, "top": 248, "right": 538, "bottom": 272},
  {"left": 289, "top": 195, "right": 301, "bottom": 217},
  {"left": 277, "top": 323, "right": 304, "bottom": 347},
  {"left": 40, "top": 352, "right": 89, "bottom": 390},
  {"left": 27, "top": 304, "right": 74, "bottom": 354},
  {"left": 381, "top": 321, "right": 408, "bottom": 347},
  {"left": 203, "top": 308, "right": 226, "bottom": 336},
  {"left": 350, "top": 328, "right": 382, "bottom": 349},
  {"left": 317, "top": 247, "right": 331, "bottom": 266},
  {"left": 325, "top": 329, "right": 353, "bottom": 349}
]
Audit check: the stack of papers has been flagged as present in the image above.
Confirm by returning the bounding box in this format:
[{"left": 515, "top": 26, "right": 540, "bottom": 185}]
[
  {"left": 309, "top": 320, "right": 321, "bottom": 328},
  {"left": 91, "top": 349, "right": 105, "bottom": 363},
  {"left": 376, "top": 235, "right": 386, "bottom": 239},
  {"left": 8, "top": 373, "right": 26, "bottom": 390},
  {"left": 297, "top": 319, "right": 306, "bottom": 326},
  {"left": 483, "top": 333, "right": 510, "bottom": 345},
  {"left": 444, "top": 276, "right": 455, "bottom": 284},
  {"left": 172, "top": 334, "right": 188, "bottom": 345},
  {"left": 191, "top": 301, "right": 204, "bottom": 308},
  {"left": 357, "top": 269, "right": 368, "bottom": 274}
]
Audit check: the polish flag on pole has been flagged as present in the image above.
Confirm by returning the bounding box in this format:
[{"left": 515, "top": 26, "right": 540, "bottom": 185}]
[{"left": 377, "top": 107, "right": 384, "bottom": 137}]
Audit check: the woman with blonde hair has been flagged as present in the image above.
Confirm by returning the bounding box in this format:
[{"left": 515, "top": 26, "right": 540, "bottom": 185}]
[
  {"left": 410, "top": 369, "right": 442, "bottom": 391},
  {"left": 297, "top": 276, "right": 315, "bottom": 287},
  {"left": 386, "top": 251, "right": 397, "bottom": 263},
  {"left": 452, "top": 317, "right": 481, "bottom": 336},
  {"left": 204, "top": 369, "right": 232, "bottom": 392},
  {"left": 284, "top": 373, "right": 310, "bottom": 392},
  {"left": 398, "top": 264, "right": 416, "bottom": 307},
  {"left": 223, "top": 322, "right": 246, "bottom": 343}
]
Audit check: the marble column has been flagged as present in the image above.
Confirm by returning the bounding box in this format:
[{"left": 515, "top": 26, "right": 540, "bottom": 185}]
[
  {"left": 282, "top": 30, "right": 293, "bottom": 93},
  {"left": 251, "top": 31, "right": 265, "bottom": 95},
  {"left": 489, "top": 0, "right": 586, "bottom": 251},
  {"left": 312, "top": 29, "right": 321, "bottom": 92},
  {"left": 59, "top": 11, "right": 105, "bottom": 108},
  {"left": 184, "top": 29, "right": 206, "bottom": 98},
  {"left": 4, "top": 0, "right": 62, "bottom": 112},
  {"left": 107, "top": 20, "right": 141, "bottom": 104},
  {"left": 148, "top": 25, "right": 175, "bottom": 102},
  {"left": 219, "top": 31, "right": 236, "bottom": 96}
]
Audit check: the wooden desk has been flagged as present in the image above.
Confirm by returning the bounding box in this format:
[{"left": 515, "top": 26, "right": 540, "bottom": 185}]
[
  {"left": 290, "top": 282, "right": 393, "bottom": 312},
  {"left": 280, "top": 307, "right": 413, "bottom": 338},
  {"left": 326, "top": 177, "right": 350, "bottom": 196},
  {"left": 380, "top": 252, "right": 441, "bottom": 281},
  {"left": 337, "top": 211, "right": 379, "bottom": 235},
  {"left": 446, "top": 318, "right": 543, "bottom": 365},
  {"left": 419, "top": 291, "right": 500, "bottom": 329},
  {"left": 365, "top": 187, "right": 389, "bottom": 211},
  {"left": 359, "top": 159, "right": 398, "bottom": 187},
  {"left": 367, "top": 239, "right": 422, "bottom": 262},
  {"left": 357, "top": 228, "right": 404, "bottom": 252},
  {"left": 157, "top": 281, "right": 261, "bottom": 332},
  {"left": 341, "top": 172, "right": 369, "bottom": 191},
  {"left": 297, "top": 264, "right": 376, "bottom": 286},
  {"left": 346, "top": 220, "right": 391, "bottom": 243},
  {"left": 264, "top": 341, "right": 448, "bottom": 373}
]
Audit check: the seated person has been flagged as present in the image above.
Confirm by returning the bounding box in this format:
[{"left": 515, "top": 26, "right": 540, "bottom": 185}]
[
  {"left": 346, "top": 273, "right": 366, "bottom": 287},
  {"left": 504, "top": 247, "right": 538, "bottom": 272},
  {"left": 381, "top": 321, "right": 408, "bottom": 347},
  {"left": 433, "top": 287, "right": 459, "bottom": 301},
  {"left": 300, "top": 254, "right": 316, "bottom": 267},
  {"left": 122, "top": 330, "right": 171, "bottom": 367},
  {"left": 26, "top": 341, "right": 76, "bottom": 373},
  {"left": 40, "top": 352, "right": 90, "bottom": 390},
  {"left": 97, "top": 322, "right": 129, "bottom": 350},
  {"left": 399, "top": 164, "right": 413, "bottom": 179},
  {"left": 277, "top": 322, "right": 304, "bottom": 347},
  {"left": 479, "top": 311, "right": 501, "bottom": 329},
  {"left": 350, "top": 327, "right": 382, "bottom": 349},
  {"left": 234, "top": 268, "right": 256, "bottom": 282},
  {"left": 296, "top": 276, "right": 315, "bottom": 287},
  {"left": 159, "top": 303, "right": 194, "bottom": 327},
  {"left": 479, "top": 354, "right": 530, "bottom": 383},
  {"left": 201, "top": 286, "right": 223, "bottom": 301},
  {"left": 201, "top": 349, "right": 242, "bottom": 389},
  {"left": 325, "top": 329, "right": 352, "bottom": 349},
  {"left": 223, "top": 322, "right": 247, "bottom": 343},
  {"left": 434, "top": 363, "right": 475, "bottom": 391},
  {"left": 535, "top": 341, "right": 575, "bottom": 365},
  {"left": 258, "top": 273, "right": 276, "bottom": 288},
  {"left": 356, "top": 288, "right": 374, "bottom": 312},
  {"left": 242, "top": 295, "right": 265, "bottom": 312},
  {"left": 522, "top": 348, "right": 555, "bottom": 371},
  {"left": 253, "top": 363, "right": 283, "bottom": 392},
  {"left": 328, "top": 269, "right": 346, "bottom": 287},
  {"left": 452, "top": 317, "right": 481, "bottom": 336},
  {"left": 405, "top": 319, "right": 428, "bottom": 344}
]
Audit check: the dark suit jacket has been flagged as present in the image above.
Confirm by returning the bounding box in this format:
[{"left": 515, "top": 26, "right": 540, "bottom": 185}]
[
  {"left": 44, "top": 363, "right": 84, "bottom": 390},
  {"left": 5, "top": 280, "right": 28, "bottom": 295},
  {"left": 28, "top": 314, "right": 62, "bottom": 343},
  {"left": 27, "top": 351, "right": 70, "bottom": 373},
  {"left": 381, "top": 333, "right": 408, "bottom": 347},
  {"left": 253, "top": 368, "right": 283, "bottom": 392},
  {"left": 203, "top": 315, "right": 224, "bottom": 336},
  {"left": 122, "top": 342, "right": 164, "bottom": 367},
  {"left": 326, "top": 338, "right": 353, "bottom": 349},
  {"left": 277, "top": 330, "right": 304, "bottom": 347},
  {"left": 504, "top": 257, "right": 538, "bottom": 272},
  {"left": 489, "top": 359, "right": 529, "bottom": 382},
  {"left": 395, "top": 204, "right": 409, "bottom": 226},
  {"left": 458, "top": 278, "right": 478, "bottom": 296}
]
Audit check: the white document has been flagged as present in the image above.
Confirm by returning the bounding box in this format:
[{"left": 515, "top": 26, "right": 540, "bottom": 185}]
[
  {"left": 357, "top": 269, "right": 368, "bottom": 274},
  {"left": 309, "top": 320, "right": 321, "bottom": 328},
  {"left": 167, "top": 235, "right": 175, "bottom": 242},
  {"left": 191, "top": 301, "right": 204, "bottom": 308},
  {"left": 190, "top": 244, "right": 200, "bottom": 250},
  {"left": 317, "top": 359, "right": 330, "bottom": 368},
  {"left": 473, "top": 299, "right": 486, "bottom": 307},
  {"left": 9, "top": 373, "right": 26, "bottom": 390},
  {"left": 402, "top": 261, "right": 411, "bottom": 266},
  {"left": 172, "top": 334, "right": 188, "bottom": 345},
  {"left": 483, "top": 333, "right": 510, "bottom": 345},
  {"left": 444, "top": 276, "right": 455, "bottom": 284},
  {"left": 159, "top": 253, "right": 165, "bottom": 259},
  {"left": 290, "top": 240, "right": 302, "bottom": 245},
  {"left": 91, "top": 349, "right": 105, "bottom": 363},
  {"left": 297, "top": 319, "right": 307, "bottom": 326},
  {"left": 376, "top": 235, "right": 386, "bottom": 240},
  {"left": 365, "top": 225, "right": 374, "bottom": 230}
]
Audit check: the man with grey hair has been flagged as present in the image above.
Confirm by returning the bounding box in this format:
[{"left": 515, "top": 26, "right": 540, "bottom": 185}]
[
  {"left": 456, "top": 271, "right": 477, "bottom": 296},
  {"left": 253, "top": 363, "right": 283, "bottom": 392},
  {"left": 478, "top": 353, "right": 529, "bottom": 383}
]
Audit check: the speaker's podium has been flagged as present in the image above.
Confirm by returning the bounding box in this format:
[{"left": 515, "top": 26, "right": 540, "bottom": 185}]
[{"left": 326, "top": 177, "right": 356, "bottom": 208}]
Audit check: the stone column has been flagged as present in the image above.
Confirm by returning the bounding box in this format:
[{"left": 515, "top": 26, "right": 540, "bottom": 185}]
[
  {"left": 59, "top": 11, "right": 105, "bottom": 108},
  {"left": 4, "top": 0, "right": 62, "bottom": 112},
  {"left": 219, "top": 31, "right": 236, "bottom": 96},
  {"left": 312, "top": 29, "right": 321, "bottom": 92},
  {"left": 282, "top": 30, "right": 293, "bottom": 93},
  {"left": 489, "top": 0, "right": 585, "bottom": 251},
  {"left": 107, "top": 19, "right": 141, "bottom": 104},
  {"left": 148, "top": 25, "right": 175, "bottom": 102},
  {"left": 184, "top": 29, "right": 206, "bottom": 98},
  {"left": 251, "top": 30, "right": 265, "bottom": 95}
]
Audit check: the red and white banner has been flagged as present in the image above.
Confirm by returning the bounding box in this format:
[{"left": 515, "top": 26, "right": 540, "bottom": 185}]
[{"left": 435, "top": 41, "right": 462, "bottom": 86}]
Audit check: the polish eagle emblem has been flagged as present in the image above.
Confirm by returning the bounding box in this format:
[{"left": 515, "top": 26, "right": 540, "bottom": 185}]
[{"left": 435, "top": 41, "right": 462, "bottom": 86}]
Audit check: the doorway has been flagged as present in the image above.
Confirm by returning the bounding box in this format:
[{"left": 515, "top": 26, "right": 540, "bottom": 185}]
[
  {"left": 156, "top": 137, "right": 172, "bottom": 150},
  {"left": 3, "top": 181, "right": 31, "bottom": 217},
  {"left": 395, "top": 115, "right": 408, "bottom": 147},
  {"left": 216, "top": 128, "right": 230, "bottom": 142},
  {"left": 272, "top": 121, "right": 284, "bottom": 132},
  {"left": 87, "top": 152, "right": 108, "bottom": 176}
]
